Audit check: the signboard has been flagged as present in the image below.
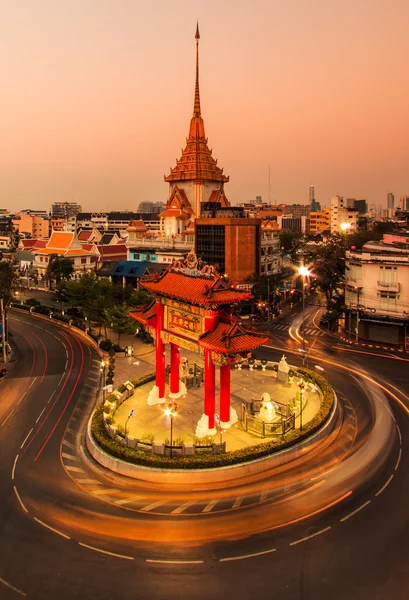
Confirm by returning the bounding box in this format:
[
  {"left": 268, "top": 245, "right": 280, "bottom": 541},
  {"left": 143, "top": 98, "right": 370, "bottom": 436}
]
[{"left": 165, "top": 306, "right": 202, "bottom": 340}]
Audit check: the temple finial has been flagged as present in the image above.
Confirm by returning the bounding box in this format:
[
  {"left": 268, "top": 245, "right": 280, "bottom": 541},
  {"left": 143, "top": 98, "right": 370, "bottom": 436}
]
[{"left": 194, "top": 22, "right": 201, "bottom": 116}]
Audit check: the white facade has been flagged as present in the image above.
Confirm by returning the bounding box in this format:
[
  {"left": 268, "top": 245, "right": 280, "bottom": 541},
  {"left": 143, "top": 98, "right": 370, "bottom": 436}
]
[
  {"left": 345, "top": 235, "right": 409, "bottom": 347},
  {"left": 330, "top": 195, "right": 358, "bottom": 233}
]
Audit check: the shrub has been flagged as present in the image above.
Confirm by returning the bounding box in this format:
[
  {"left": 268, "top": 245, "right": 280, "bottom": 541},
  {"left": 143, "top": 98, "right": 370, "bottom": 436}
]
[
  {"left": 108, "top": 348, "right": 116, "bottom": 358},
  {"left": 26, "top": 298, "right": 41, "bottom": 307},
  {"left": 112, "top": 344, "right": 124, "bottom": 352},
  {"left": 100, "top": 339, "right": 113, "bottom": 351},
  {"left": 117, "top": 384, "right": 127, "bottom": 393},
  {"left": 91, "top": 369, "right": 335, "bottom": 470},
  {"left": 140, "top": 433, "right": 154, "bottom": 444}
]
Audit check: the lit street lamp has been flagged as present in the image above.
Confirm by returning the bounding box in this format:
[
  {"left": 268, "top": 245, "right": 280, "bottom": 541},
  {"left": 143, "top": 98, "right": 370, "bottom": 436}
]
[
  {"left": 298, "top": 378, "right": 305, "bottom": 431},
  {"left": 100, "top": 360, "right": 107, "bottom": 399},
  {"left": 163, "top": 401, "right": 178, "bottom": 458},
  {"left": 340, "top": 222, "right": 351, "bottom": 232},
  {"left": 124, "top": 408, "right": 136, "bottom": 437},
  {"left": 298, "top": 265, "right": 311, "bottom": 366}
]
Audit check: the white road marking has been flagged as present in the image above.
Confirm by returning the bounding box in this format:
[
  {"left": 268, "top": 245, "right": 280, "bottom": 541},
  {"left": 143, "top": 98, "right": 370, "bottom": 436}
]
[
  {"left": 171, "top": 501, "right": 196, "bottom": 514},
  {"left": 66, "top": 428, "right": 76, "bottom": 435},
  {"left": 79, "top": 542, "right": 133, "bottom": 560},
  {"left": 64, "top": 359, "right": 68, "bottom": 370},
  {"left": 219, "top": 547, "right": 277, "bottom": 562},
  {"left": 260, "top": 490, "right": 268, "bottom": 501},
  {"left": 71, "top": 416, "right": 78, "bottom": 422},
  {"left": 76, "top": 478, "right": 101, "bottom": 484},
  {"left": 202, "top": 500, "right": 218, "bottom": 513},
  {"left": 62, "top": 453, "right": 78, "bottom": 461},
  {"left": 92, "top": 487, "right": 121, "bottom": 495},
  {"left": 345, "top": 432, "right": 354, "bottom": 441},
  {"left": 146, "top": 559, "right": 203, "bottom": 564},
  {"left": 12, "top": 454, "right": 19, "bottom": 480},
  {"left": 232, "top": 496, "right": 244, "bottom": 508},
  {"left": 115, "top": 497, "right": 140, "bottom": 505},
  {"left": 20, "top": 428, "right": 33, "bottom": 449},
  {"left": 1, "top": 409, "right": 14, "bottom": 427},
  {"left": 47, "top": 390, "right": 56, "bottom": 404},
  {"left": 57, "top": 373, "right": 65, "bottom": 386},
  {"left": 375, "top": 474, "right": 394, "bottom": 497},
  {"left": 35, "top": 406, "right": 47, "bottom": 423},
  {"left": 340, "top": 500, "right": 371, "bottom": 522},
  {"left": 16, "top": 392, "right": 26, "bottom": 406},
  {"left": 13, "top": 486, "right": 28, "bottom": 513},
  {"left": 28, "top": 377, "right": 37, "bottom": 389},
  {"left": 290, "top": 527, "right": 331, "bottom": 546},
  {"left": 0, "top": 576, "right": 27, "bottom": 597},
  {"left": 396, "top": 424, "right": 402, "bottom": 445},
  {"left": 34, "top": 517, "right": 70, "bottom": 540},
  {"left": 395, "top": 448, "right": 402, "bottom": 471},
  {"left": 62, "top": 439, "right": 75, "bottom": 449},
  {"left": 140, "top": 500, "right": 168, "bottom": 512},
  {"left": 65, "top": 466, "right": 84, "bottom": 473}
]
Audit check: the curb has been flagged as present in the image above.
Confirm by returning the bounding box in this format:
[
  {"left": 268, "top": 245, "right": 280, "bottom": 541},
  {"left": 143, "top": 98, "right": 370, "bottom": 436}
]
[
  {"left": 338, "top": 335, "right": 407, "bottom": 354},
  {"left": 86, "top": 393, "right": 340, "bottom": 486}
]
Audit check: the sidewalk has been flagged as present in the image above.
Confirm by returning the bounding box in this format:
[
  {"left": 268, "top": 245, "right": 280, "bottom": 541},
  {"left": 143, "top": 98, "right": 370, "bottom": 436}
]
[{"left": 107, "top": 333, "right": 321, "bottom": 451}]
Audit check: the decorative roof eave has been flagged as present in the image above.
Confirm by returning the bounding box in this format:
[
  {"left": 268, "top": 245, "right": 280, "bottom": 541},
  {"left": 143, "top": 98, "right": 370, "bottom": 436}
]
[
  {"left": 198, "top": 320, "right": 269, "bottom": 354},
  {"left": 128, "top": 301, "right": 157, "bottom": 326}
]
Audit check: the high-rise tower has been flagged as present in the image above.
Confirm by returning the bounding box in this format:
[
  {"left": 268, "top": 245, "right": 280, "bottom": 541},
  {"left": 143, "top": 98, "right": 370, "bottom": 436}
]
[{"left": 160, "top": 24, "right": 230, "bottom": 237}]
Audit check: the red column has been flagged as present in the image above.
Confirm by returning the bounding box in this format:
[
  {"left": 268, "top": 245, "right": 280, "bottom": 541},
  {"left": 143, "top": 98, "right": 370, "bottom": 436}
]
[
  {"left": 155, "top": 302, "right": 165, "bottom": 398},
  {"left": 170, "top": 342, "right": 180, "bottom": 395},
  {"left": 204, "top": 348, "right": 215, "bottom": 430},
  {"left": 220, "top": 363, "right": 231, "bottom": 424}
]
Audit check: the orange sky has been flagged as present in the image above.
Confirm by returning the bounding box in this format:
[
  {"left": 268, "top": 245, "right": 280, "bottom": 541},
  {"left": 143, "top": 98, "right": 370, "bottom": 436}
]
[{"left": 1, "top": 0, "right": 408, "bottom": 212}]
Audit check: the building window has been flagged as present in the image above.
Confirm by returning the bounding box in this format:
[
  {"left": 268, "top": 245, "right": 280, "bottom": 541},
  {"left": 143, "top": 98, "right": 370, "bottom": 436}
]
[
  {"left": 379, "top": 266, "right": 397, "bottom": 285},
  {"left": 379, "top": 291, "right": 397, "bottom": 311},
  {"left": 81, "top": 258, "right": 86, "bottom": 264}
]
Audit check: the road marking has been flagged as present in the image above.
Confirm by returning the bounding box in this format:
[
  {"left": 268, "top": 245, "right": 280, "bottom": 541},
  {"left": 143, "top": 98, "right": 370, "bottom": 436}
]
[
  {"left": 16, "top": 392, "right": 26, "bottom": 406},
  {"left": 62, "top": 452, "right": 78, "bottom": 461},
  {"left": 345, "top": 432, "right": 354, "bottom": 441},
  {"left": 232, "top": 496, "right": 244, "bottom": 508},
  {"left": 13, "top": 486, "right": 28, "bottom": 513},
  {"left": 62, "top": 439, "right": 75, "bottom": 449},
  {"left": 57, "top": 373, "right": 65, "bottom": 386},
  {"left": 202, "top": 500, "right": 218, "bottom": 513},
  {"left": 260, "top": 490, "right": 268, "bottom": 501},
  {"left": 0, "top": 576, "right": 27, "bottom": 597},
  {"left": 395, "top": 448, "right": 402, "bottom": 471},
  {"left": 115, "top": 497, "right": 140, "bottom": 505},
  {"left": 35, "top": 406, "right": 47, "bottom": 423},
  {"left": 20, "top": 428, "right": 33, "bottom": 449},
  {"left": 146, "top": 559, "right": 203, "bottom": 565},
  {"left": 1, "top": 409, "right": 14, "bottom": 427},
  {"left": 171, "top": 501, "right": 196, "bottom": 514},
  {"left": 340, "top": 500, "right": 371, "bottom": 522},
  {"left": 47, "top": 390, "right": 56, "bottom": 404},
  {"left": 79, "top": 542, "right": 133, "bottom": 560},
  {"left": 34, "top": 517, "right": 70, "bottom": 540},
  {"left": 140, "top": 500, "right": 168, "bottom": 512},
  {"left": 12, "top": 454, "right": 19, "bottom": 480},
  {"left": 65, "top": 466, "right": 84, "bottom": 473},
  {"left": 28, "top": 377, "right": 37, "bottom": 389},
  {"left": 64, "top": 359, "right": 68, "bottom": 370},
  {"left": 375, "top": 474, "right": 394, "bottom": 497},
  {"left": 66, "top": 428, "right": 76, "bottom": 436},
  {"left": 396, "top": 424, "right": 402, "bottom": 445},
  {"left": 290, "top": 527, "right": 331, "bottom": 546},
  {"left": 219, "top": 547, "right": 276, "bottom": 562},
  {"left": 92, "top": 487, "right": 121, "bottom": 495},
  {"left": 71, "top": 416, "right": 78, "bottom": 422},
  {"left": 76, "top": 478, "right": 101, "bottom": 484}
]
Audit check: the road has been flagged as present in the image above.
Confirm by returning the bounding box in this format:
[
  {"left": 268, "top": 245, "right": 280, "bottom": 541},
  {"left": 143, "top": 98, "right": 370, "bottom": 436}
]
[{"left": 0, "top": 310, "right": 408, "bottom": 599}]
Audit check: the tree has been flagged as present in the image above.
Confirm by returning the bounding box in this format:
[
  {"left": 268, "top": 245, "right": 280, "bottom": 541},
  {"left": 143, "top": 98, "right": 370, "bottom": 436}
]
[
  {"left": 104, "top": 303, "right": 137, "bottom": 345},
  {"left": 279, "top": 230, "right": 304, "bottom": 263},
  {"left": 0, "top": 262, "right": 19, "bottom": 306},
  {"left": 46, "top": 254, "right": 74, "bottom": 289},
  {"left": 306, "top": 234, "right": 346, "bottom": 309},
  {"left": 128, "top": 288, "right": 154, "bottom": 307}
]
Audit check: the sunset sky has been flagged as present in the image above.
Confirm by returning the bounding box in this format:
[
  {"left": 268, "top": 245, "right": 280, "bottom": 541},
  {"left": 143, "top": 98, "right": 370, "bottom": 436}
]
[{"left": 1, "top": 0, "right": 408, "bottom": 212}]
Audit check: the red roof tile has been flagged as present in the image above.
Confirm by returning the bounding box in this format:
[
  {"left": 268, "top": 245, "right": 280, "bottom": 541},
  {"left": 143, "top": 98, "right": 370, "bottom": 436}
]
[
  {"left": 129, "top": 301, "right": 157, "bottom": 325},
  {"left": 140, "top": 269, "right": 252, "bottom": 306},
  {"left": 199, "top": 319, "right": 269, "bottom": 354}
]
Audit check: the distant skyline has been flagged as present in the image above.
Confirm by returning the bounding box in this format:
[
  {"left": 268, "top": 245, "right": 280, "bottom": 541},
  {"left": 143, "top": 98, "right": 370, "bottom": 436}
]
[{"left": 1, "top": 0, "right": 408, "bottom": 212}]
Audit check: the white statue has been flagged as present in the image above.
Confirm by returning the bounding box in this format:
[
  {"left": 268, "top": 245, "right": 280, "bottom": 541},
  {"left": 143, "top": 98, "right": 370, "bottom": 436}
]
[
  {"left": 259, "top": 392, "right": 276, "bottom": 421},
  {"left": 278, "top": 354, "right": 289, "bottom": 373}
]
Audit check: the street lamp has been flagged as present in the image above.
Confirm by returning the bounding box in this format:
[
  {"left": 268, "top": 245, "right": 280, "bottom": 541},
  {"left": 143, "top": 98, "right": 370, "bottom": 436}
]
[
  {"left": 124, "top": 408, "right": 136, "bottom": 437},
  {"left": 163, "top": 401, "right": 178, "bottom": 458},
  {"left": 340, "top": 222, "right": 351, "bottom": 232},
  {"left": 298, "top": 378, "right": 305, "bottom": 431},
  {"left": 298, "top": 266, "right": 311, "bottom": 366},
  {"left": 100, "top": 360, "right": 107, "bottom": 399}
]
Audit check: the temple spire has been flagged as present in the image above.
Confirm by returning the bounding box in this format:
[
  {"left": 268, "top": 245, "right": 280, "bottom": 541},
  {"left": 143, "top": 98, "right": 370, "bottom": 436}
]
[{"left": 194, "top": 22, "right": 201, "bottom": 116}]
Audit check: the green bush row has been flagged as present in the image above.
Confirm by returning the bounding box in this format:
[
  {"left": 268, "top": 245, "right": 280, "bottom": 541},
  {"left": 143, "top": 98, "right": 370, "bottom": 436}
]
[{"left": 91, "top": 369, "right": 335, "bottom": 470}]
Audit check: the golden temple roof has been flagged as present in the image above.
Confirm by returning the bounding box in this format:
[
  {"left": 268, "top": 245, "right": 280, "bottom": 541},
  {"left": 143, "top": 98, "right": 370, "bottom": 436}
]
[{"left": 165, "top": 24, "right": 229, "bottom": 185}]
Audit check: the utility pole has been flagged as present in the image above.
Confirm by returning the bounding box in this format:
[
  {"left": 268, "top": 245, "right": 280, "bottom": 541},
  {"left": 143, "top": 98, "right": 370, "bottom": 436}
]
[
  {"left": 1, "top": 299, "right": 6, "bottom": 363},
  {"left": 355, "top": 288, "right": 360, "bottom": 343},
  {"left": 348, "top": 301, "right": 352, "bottom": 343},
  {"left": 267, "top": 277, "right": 270, "bottom": 322}
]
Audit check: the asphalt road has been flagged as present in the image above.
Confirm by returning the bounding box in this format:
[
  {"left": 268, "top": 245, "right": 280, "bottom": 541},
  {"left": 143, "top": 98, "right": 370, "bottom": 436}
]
[{"left": 0, "top": 310, "right": 408, "bottom": 599}]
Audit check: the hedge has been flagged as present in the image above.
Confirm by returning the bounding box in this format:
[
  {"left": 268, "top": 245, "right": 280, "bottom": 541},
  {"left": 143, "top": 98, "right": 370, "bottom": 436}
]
[{"left": 91, "top": 368, "right": 335, "bottom": 470}]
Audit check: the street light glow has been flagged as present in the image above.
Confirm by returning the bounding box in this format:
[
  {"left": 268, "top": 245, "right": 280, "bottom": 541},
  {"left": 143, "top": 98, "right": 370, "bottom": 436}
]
[
  {"left": 340, "top": 222, "right": 351, "bottom": 232},
  {"left": 298, "top": 266, "right": 310, "bottom": 277}
]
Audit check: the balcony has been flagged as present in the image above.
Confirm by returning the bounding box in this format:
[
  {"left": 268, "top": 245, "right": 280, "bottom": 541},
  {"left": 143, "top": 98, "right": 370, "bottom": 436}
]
[
  {"left": 377, "top": 280, "right": 400, "bottom": 292},
  {"left": 345, "top": 278, "right": 363, "bottom": 289}
]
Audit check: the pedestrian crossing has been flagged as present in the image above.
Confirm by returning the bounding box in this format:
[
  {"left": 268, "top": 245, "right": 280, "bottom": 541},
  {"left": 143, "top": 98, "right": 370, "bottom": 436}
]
[{"left": 269, "top": 324, "right": 325, "bottom": 336}]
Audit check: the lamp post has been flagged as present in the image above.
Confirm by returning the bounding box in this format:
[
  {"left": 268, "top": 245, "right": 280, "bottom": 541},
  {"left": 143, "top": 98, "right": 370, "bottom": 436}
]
[
  {"left": 298, "top": 378, "right": 305, "bottom": 431},
  {"left": 164, "top": 401, "right": 178, "bottom": 458},
  {"left": 298, "top": 266, "right": 310, "bottom": 366},
  {"left": 124, "top": 408, "right": 136, "bottom": 437},
  {"left": 100, "top": 360, "right": 107, "bottom": 399}
]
